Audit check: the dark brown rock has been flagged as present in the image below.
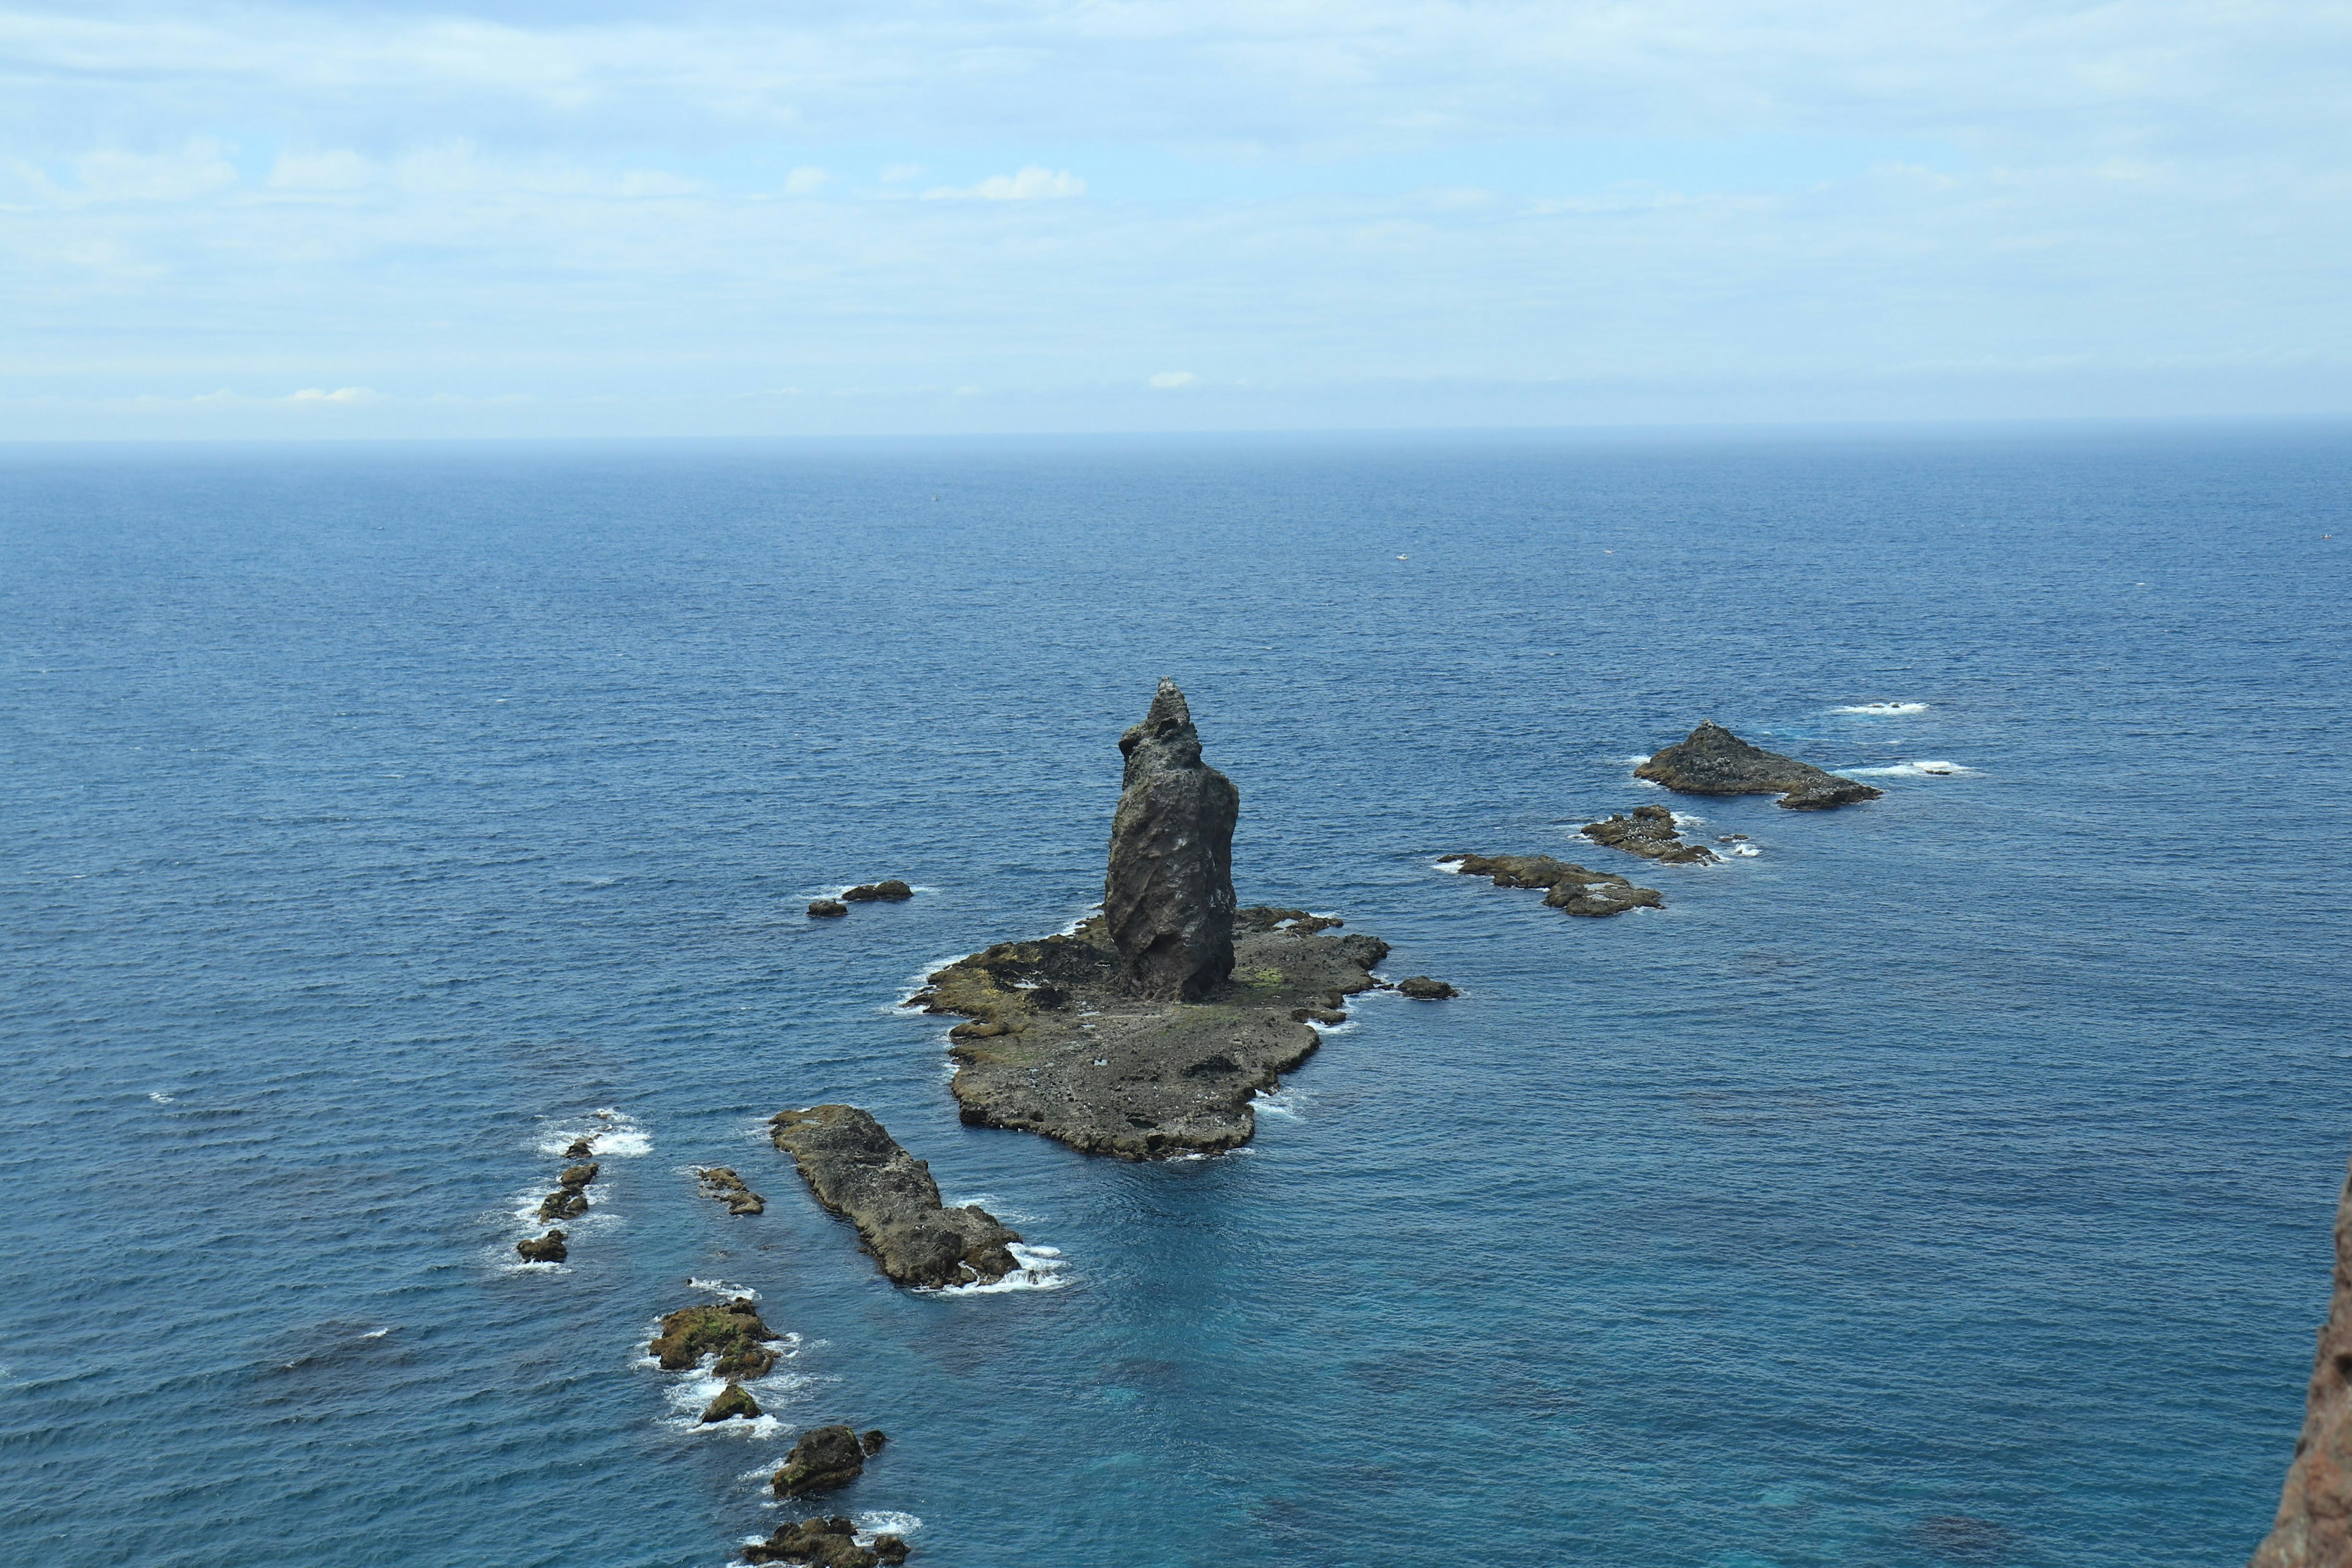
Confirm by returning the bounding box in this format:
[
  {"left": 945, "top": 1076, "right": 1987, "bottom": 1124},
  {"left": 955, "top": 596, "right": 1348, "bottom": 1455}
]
[
  {"left": 558, "top": 1163, "right": 598, "bottom": 1189},
  {"left": 773, "top": 1423, "right": 868, "bottom": 1497},
  {"left": 1397, "top": 976, "right": 1458, "bottom": 1000},
  {"left": 696, "top": 1166, "right": 767, "bottom": 1216},
  {"left": 842, "top": 880, "right": 914, "bottom": 902},
  {"left": 808, "top": 899, "right": 849, "bottom": 919},
  {"left": 769, "top": 1106, "right": 1021, "bottom": 1289},
  {"left": 1104, "top": 679, "right": 1239, "bottom": 1001},
  {"left": 701, "top": 1382, "right": 761, "bottom": 1422},
  {"left": 2252, "top": 1156, "right": 2352, "bottom": 1567},
  {"left": 515, "top": 1229, "right": 567, "bottom": 1262},
  {"left": 1635, "top": 719, "right": 1881, "bottom": 809},
  {"left": 538, "top": 1188, "right": 589, "bottom": 1221},
  {"left": 649, "top": 1297, "right": 783, "bottom": 1378},
  {"left": 1438, "top": 853, "right": 1667, "bottom": 915},
  {"left": 860, "top": 1428, "right": 888, "bottom": 1455},
  {"left": 1581, "top": 805, "right": 1719, "bottom": 864},
  {"left": 744, "top": 1517, "right": 880, "bottom": 1567},
  {"left": 564, "top": 1137, "right": 594, "bottom": 1159},
  {"left": 872, "top": 1536, "right": 910, "bottom": 1566}
]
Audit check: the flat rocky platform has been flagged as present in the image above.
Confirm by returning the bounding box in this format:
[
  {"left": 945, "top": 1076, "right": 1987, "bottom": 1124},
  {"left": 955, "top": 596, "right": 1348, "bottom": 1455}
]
[
  {"left": 912, "top": 908, "right": 1390, "bottom": 1159},
  {"left": 769, "top": 1105, "right": 1022, "bottom": 1288},
  {"left": 1438, "top": 853, "right": 1664, "bottom": 914}
]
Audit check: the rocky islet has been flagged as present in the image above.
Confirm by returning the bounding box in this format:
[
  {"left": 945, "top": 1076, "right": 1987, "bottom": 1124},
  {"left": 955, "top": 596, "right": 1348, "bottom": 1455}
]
[
  {"left": 1581, "top": 805, "right": 1719, "bottom": 864},
  {"left": 769, "top": 1105, "right": 1023, "bottom": 1288},
  {"left": 649, "top": 1296, "right": 784, "bottom": 1379},
  {"left": 1438, "top": 853, "right": 1667, "bottom": 916},
  {"left": 1635, "top": 719, "right": 1881, "bottom": 810},
  {"left": 745, "top": 1516, "right": 910, "bottom": 1567},
  {"left": 696, "top": 1166, "right": 766, "bottom": 1216}
]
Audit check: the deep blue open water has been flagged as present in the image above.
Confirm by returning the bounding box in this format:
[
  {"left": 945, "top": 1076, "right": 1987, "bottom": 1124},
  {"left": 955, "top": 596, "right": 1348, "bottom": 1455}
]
[{"left": 4, "top": 427, "right": 2349, "bottom": 1568}]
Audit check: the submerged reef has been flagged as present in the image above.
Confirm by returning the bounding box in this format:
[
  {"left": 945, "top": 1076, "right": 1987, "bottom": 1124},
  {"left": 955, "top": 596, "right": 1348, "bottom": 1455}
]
[
  {"left": 1581, "top": 805, "right": 1719, "bottom": 864},
  {"left": 2251, "top": 1155, "right": 2352, "bottom": 1567},
  {"left": 769, "top": 1105, "right": 1021, "bottom": 1289},
  {"left": 1635, "top": 720, "right": 1880, "bottom": 810},
  {"left": 1438, "top": 853, "right": 1667, "bottom": 915}
]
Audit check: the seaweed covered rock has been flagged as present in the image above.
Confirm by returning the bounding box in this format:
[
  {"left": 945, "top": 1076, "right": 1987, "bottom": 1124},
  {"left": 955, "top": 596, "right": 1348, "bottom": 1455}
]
[
  {"left": 1104, "top": 679, "right": 1239, "bottom": 1001},
  {"left": 769, "top": 1106, "right": 1020, "bottom": 1289},
  {"left": 773, "top": 1424, "right": 869, "bottom": 1497},
  {"left": 1437, "top": 854, "right": 1667, "bottom": 916},
  {"left": 697, "top": 1166, "right": 766, "bottom": 1216},
  {"left": 1581, "top": 806, "right": 1718, "bottom": 864},
  {"left": 649, "top": 1297, "right": 783, "bottom": 1378},
  {"left": 744, "top": 1516, "right": 907, "bottom": 1567},
  {"left": 701, "top": 1382, "right": 761, "bottom": 1423},
  {"left": 842, "top": 880, "right": 914, "bottom": 902},
  {"left": 2252, "top": 1156, "right": 2352, "bottom": 1567},
  {"left": 515, "top": 1229, "right": 567, "bottom": 1263},
  {"left": 1635, "top": 720, "right": 1880, "bottom": 810}
]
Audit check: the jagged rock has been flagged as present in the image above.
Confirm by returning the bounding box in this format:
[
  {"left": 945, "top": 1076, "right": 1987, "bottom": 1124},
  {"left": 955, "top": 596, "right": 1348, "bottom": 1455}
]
[
  {"left": 697, "top": 1166, "right": 767, "bottom": 1216},
  {"left": 773, "top": 1424, "right": 869, "bottom": 1497},
  {"left": 860, "top": 1429, "right": 888, "bottom": 1455},
  {"left": 701, "top": 1382, "right": 761, "bottom": 1423},
  {"left": 1581, "top": 805, "right": 1719, "bottom": 864},
  {"left": 1438, "top": 853, "right": 1667, "bottom": 916},
  {"left": 1635, "top": 720, "right": 1881, "bottom": 809},
  {"left": 1397, "top": 976, "right": 1458, "bottom": 1000},
  {"left": 564, "top": 1137, "right": 594, "bottom": 1159},
  {"left": 2252, "top": 1156, "right": 2352, "bottom": 1567},
  {"left": 769, "top": 1106, "right": 1021, "bottom": 1288},
  {"left": 842, "top": 880, "right": 914, "bottom": 902},
  {"left": 515, "top": 1229, "right": 567, "bottom": 1262},
  {"left": 1104, "top": 679, "right": 1240, "bottom": 1001},
  {"left": 744, "top": 1517, "right": 891, "bottom": 1567},
  {"left": 538, "top": 1188, "right": 589, "bottom": 1221},
  {"left": 808, "top": 899, "right": 848, "bottom": 919},
  {"left": 649, "top": 1297, "right": 783, "bottom": 1378},
  {"left": 1235, "top": 906, "right": 1343, "bottom": 936}
]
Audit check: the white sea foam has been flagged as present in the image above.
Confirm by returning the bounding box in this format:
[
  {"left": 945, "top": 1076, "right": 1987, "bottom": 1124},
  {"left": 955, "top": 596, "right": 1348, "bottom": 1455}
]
[
  {"left": 361, "top": 1327, "right": 390, "bottom": 1340},
  {"left": 929, "top": 1242, "right": 1071, "bottom": 1295},
  {"left": 856, "top": 1513, "right": 922, "bottom": 1542},
  {"left": 1850, "top": 759, "right": 1977, "bottom": 777},
  {"left": 1831, "top": 701, "right": 1928, "bottom": 715},
  {"left": 687, "top": 1278, "right": 757, "bottom": 1298},
  {"left": 1671, "top": 811, "right": 1705, "bottom": 828},
  {"left": 1732, "top": 845, "right": 1761, "bottom": 858},
  {"left": 1252, "top": 1088, "right": 1305, "bottom": 1120},
  {"left": 535, "top": 1108, "right": 652, "bottom": 1159},
  {"left": 148, "top": 1091, "right": 175, "bottom": 1104}
]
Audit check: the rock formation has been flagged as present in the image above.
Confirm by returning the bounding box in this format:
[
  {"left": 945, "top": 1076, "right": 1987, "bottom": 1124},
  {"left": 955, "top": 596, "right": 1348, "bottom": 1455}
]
[
  {"left": 696, "top": 1166, "right": 766, "bottom": 1215},
  {"left": 1437, "top": 853, "right": 1667, "bottom": 916},
  {"left": 1581, "top": 806, "right": 1719, "bottom": 864},
  {"left": 808, "top": 899, "right": 848, "bottom": 919},
  {"left": 2252, "top": 1157, "right": 2352, "bottom": 1567},
  {"left": 649, "top": 1297, "right": 783, "bottom": 1378},
  {"left": 1104, "top": 679, "right": 1240, "bottom": 1001},
  {"left": 773, "top": 1423, "right": 871, "bottom": 1497},
  {"left": 1635, "top": 720, "right": 1880, "bottom": 809},
  {"left": 842, "top": 880, "right": 914, "bottom": 902},
  {"left": 514, "top": 1230, "right": 567, "bottom": 1263},
  {"left": 537, "top": 1161, "right": 598, "bottom": 1221},
  {"left": 1397, "top": 976, "right": 1458, "bottom": 1000},
  {"left": 701, "top": 1382, "right": 761, "bottom": 1423},
  {"left": 769, "top": 1106, "right": 1021, "bottom": 1288},
  {"left": 745, "top": 1517, "right": 910, "bottom": 1567},
  {"left": 564, "top": 1137, "right": 594, "bottom": 1159}
]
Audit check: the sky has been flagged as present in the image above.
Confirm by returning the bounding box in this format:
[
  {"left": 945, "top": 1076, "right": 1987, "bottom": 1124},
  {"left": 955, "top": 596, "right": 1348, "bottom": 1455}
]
[{"left": 3, "top": 0, "right": 2349, "bottom": 437}]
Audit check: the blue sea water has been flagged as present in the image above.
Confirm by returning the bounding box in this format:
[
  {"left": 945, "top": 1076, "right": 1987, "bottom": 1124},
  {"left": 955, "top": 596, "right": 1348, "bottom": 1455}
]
[{"left": 3, "top": 426, "right": 2350, "bottom": 1568}]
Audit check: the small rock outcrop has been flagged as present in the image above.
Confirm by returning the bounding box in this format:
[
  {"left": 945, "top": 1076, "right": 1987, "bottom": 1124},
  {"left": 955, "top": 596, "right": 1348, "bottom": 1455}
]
[
  {"left": 1635, "top": 720, "right": 1881, "bottom": 809},
  {"left": 537, "top": 1161, "right": 598, "bottom": 1221},
  {"left": 745, "top": 1517, "right": 909, "bottom": 1567},
  {"left": 515, "top": 1230, "right": 567, "bottom": 1263},
  {"left": 769, "top": 1106, "right": 1020, "bottom": 1288},
  {"left": 649, "top": 1297, "right": 783, "bottom": 1378},
  {"left": 1104, "top": 679, "right": 1240, "bottom": 1001},
  {"left": 1437, "top": 854, "right": 1667, "bottom": 916},
  {"left": 696, "top": 1166, "right": 766, "bottom": 1216},
  {"left": 564, "top": 1137, "right": 594, "bottom": 1159},
  {"left": 1397, "top": 976, "right": 1458, "bottom": 1000},
  {"left": 842, "top": 880, "right": 914, "bottom": 902},
  {"left": 1581, "top": 806, "right": 1719, "bottom": 864},
  {"left": 701, "top": 1382, "right": 761, "bottom": 1423},
  {"left": 808, "top": 899, "right": 848, "bottom": 919},
  {"left": 860, "top": 1429, "right": 888, "bottom": 1455},
  {"left": 773, "top": 1423, "right": 870, "bottom": 1497},
  {"left": 2252, "top": 1157, "right": 2352, "bottom": 1567}
]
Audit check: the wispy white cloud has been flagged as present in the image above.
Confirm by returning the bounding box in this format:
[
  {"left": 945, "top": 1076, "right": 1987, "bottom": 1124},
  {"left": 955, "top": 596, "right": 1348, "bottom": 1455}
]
[
  {"left": 921, "top": 166, "right": 1085, "bottom": 201},
  {"left": 1148, "top": 371, "right": 1200, "bottom": 389}
]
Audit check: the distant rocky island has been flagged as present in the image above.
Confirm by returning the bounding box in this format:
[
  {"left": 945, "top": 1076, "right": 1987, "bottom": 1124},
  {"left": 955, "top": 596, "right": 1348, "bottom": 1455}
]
[
  {"left": 911, "top": 680, "right": 1419, "bottom": 1159},
  {"left": 1637, "top": 720, "right": 1880, "bottom": 809}
]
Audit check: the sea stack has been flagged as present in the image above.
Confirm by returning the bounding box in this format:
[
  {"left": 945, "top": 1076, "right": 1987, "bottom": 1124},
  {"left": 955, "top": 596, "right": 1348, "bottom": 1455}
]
[
  {"left": 1104, "top": 679, "right": 1239, "bottom": 1001},
  {"left": 2251, "top": 1156, "right": 2352, "bottom": 1567},
  {"left": 1635, "top": 720, "right": 1880, "bottom": 810}
]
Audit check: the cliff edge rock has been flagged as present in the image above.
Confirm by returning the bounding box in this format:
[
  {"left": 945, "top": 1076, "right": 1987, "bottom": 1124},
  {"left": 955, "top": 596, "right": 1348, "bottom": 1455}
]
[{"left": 2252, "top": 1157, "right": 2352, "bottom": 1567}]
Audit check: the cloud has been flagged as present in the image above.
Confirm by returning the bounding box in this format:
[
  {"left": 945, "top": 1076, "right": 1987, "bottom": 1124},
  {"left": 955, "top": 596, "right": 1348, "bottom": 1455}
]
[
  {"left": 783, "top": 166, "right": 827, "bottom": 194},
  {"left": 1148, "top": 371, "right": 1199, "bottom": 388},
  {"left": 922, "top": 165, "right": 1085, "bottom": 201}
]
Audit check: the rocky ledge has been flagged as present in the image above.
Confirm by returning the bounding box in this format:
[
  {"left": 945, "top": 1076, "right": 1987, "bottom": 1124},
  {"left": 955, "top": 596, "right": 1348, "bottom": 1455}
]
[
  {"left": 2252, "top": 1156, "right": 2352, "bottom": 1567},
  {"left": 1635, "top": 720, "right": 1880, "bottom": 810},
  {"left": 746, "top": 1516, "right": 909, "bottom": 1567},
  {"left": 697, "top": 1166, "right": 766, "bottom": 1216},
  {"left": 650, "top": 1297, "right": 784, "bottom": 1379},
  {"left": 1438, "top": 853, "right": 1666, "bottom": 915},
  {"left": 915, "top": 907, "right": 1387, "bottom": 1159},
  {"left": 1582, "top": 805, "right": 1719, "bottom": 864},
  {"left": 769, "top": 1106, "right": 1021, "bottom": 1289}
]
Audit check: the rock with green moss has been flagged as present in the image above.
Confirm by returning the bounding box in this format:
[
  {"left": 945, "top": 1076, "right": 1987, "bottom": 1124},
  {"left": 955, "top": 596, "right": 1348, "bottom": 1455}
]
[
  {"left": 744, "top": 1515, "right": 903, "bottom": 1567},
  {"left": 700, "top": 1382, "right": 761, "bottom": 1422},
  {"left": 696, "top": 1166, "right": 766, "bottom": 1215},
  {"left": 649, "top": 1297, "right": 782, "bottom": 1378},
  {"left": 769, "top": 1106, "right": 1020, "bottom": 1289}
]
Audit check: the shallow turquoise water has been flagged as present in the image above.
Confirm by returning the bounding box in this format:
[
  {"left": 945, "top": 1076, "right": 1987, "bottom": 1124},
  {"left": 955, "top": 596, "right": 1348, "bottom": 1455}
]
[{"left": 3, "top": 428, "right": 2348, "bottom": 1567}]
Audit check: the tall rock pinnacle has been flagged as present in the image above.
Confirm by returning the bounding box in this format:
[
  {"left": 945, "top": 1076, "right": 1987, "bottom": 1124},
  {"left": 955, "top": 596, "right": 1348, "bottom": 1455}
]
[
  {"left": 1104, "top": 679, "right": 1239, "bottom": 1001},
  {"left": 2253, "top": 1157, "right": 2352, "bottom": 1567}
]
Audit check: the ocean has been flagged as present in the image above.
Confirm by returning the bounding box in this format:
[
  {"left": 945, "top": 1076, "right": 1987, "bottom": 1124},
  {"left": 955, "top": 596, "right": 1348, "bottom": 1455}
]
[{"left": 3, "top": 426, "right": 2348, "bottom": 1567}]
